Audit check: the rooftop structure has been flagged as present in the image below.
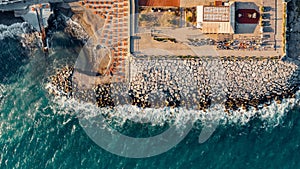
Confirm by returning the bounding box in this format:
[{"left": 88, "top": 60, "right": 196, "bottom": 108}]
[
  {"left": 197, "top": 3, "right": 235, "bottom": 34},
  {"left": 236, "top": 9, "right": 260, "bottom": 24},
  {"left": 202, "top": 6, "right": 230, "bottom": 22},
  {"left": 138, "top": 0, "right": 180, "bottom": 7}
]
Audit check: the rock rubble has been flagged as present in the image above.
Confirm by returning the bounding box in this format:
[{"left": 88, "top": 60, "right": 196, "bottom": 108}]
[
  {"left": 127, "top": 57, "right": 299, "bottom": 110},
  {"left": 48, "top": 56, "right": 300, "bottom": 111}
]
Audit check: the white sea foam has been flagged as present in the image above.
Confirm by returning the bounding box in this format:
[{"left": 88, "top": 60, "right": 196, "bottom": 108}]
[
  {"left": 50, "top": 89, "right": 300, "bottom": 130},
  {"left": 0, "top": 84, "right": 5, "bottom": 137},
  {"left": 0, "top": 22, "right": 34, "bottom": 40},
  {"left": 0, "top": 83, "right": 5, "bottom": 98}
]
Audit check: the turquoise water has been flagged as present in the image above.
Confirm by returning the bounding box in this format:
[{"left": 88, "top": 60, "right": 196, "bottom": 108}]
[{"left": 1, "top": 24, "right": 300, "bottom": 169}]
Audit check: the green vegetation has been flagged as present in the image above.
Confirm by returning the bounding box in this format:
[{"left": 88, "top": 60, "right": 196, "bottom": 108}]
[
  {"left": 187, "top": 16, "right": 193, "bottom": 22},
  {"left": 153, "top": 36, "right": 177, "bottom": 43}
]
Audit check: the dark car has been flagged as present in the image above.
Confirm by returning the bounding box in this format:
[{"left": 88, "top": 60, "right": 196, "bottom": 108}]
[
  {"left": 262, "top": 13, "right": 271, "bottom": 20},
  {"left": 262, "top": 6, "right": 273, "bottom": 12},
  {"left": 262, "top": 21, "right": 271, "bottom": 26},
  {"left": 263, "top": 34, "right": 271, "bottom": 39}
]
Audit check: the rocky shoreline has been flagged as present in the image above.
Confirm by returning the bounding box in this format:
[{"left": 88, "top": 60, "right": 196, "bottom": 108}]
[
  {"left": 48, "top": 56, "right": 300, "bottom": 112},
  {"left": 47, "top": 8, "right": 89, "bottom": 44},
  {"left": 129, "top": 56, "right": 300, "bottom": 111}
]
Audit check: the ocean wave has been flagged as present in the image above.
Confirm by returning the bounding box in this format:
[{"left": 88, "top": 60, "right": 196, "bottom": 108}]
[
  {"left": 50, "top": 88, "right": 300, "bottom": 130},
  {"left": 0, "top": 84, "right": 5, "bottom": 101},
  {"left": 0, "top": 22, "right": 34, "bottom": 40}
]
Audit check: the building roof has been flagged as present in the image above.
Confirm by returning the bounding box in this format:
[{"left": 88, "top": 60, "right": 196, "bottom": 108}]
[
  {"left": 138, "top": 0, "right": 180, "bottom": 7},
  {"left": 236, "top": 9, "right": 260, "bottom": 24},
  {"left": 197, "top": 3, "right": 235, "bottom": 34},
  {"left": 203, "top": 6, "right": 230, "bottom": 22}
]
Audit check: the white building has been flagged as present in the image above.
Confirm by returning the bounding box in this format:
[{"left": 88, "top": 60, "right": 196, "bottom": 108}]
[{"left": 197, "top": 2, "right": 235, "bottom": 34}]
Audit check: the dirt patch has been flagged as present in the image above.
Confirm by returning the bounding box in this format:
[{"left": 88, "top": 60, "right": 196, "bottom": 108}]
[
  {"left": 137, "top": 33, "right": 194, "bottom": 55},
  {"left": 139, "top": 8, "right": 180, "bottom": 28},
  {"left": 69, "top": 2, "right": 105, "bottom": 38},
  {"left": 68, "top": 3, "right": 110, "bottom": 76}
]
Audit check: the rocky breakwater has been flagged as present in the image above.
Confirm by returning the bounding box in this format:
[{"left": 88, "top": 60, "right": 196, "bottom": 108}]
[
  {"left": 48, "top": 56, "right": 300, "bottom": 112},
  {"left": 128, "top": 56, "right": 300, "bottom": 111},
  {"left": 47, "top": 66, "right": 115, "bottom": 107},
  {"left": 48, "top": 66, "right": 74, "bottom": 97}
]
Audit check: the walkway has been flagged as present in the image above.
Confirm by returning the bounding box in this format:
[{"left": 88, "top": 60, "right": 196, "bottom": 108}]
[{"left": 262, "top": 0, "right": 284, "bottom": 55}]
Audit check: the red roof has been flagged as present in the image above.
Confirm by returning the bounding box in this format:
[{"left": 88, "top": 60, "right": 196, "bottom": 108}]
[
  {"left": 214, "top": 1, "right": 223, "bottom": 6},
  {"left": 236, "top": 9, "right": 260, "bottom": 24},
  {"left": 138, "top": 0, "right": 180, "bottom": 7}
]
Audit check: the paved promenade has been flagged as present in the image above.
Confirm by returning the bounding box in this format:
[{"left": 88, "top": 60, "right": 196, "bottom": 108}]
[{"left": 261, "top": 0, "right": 285, "bottom": 54}]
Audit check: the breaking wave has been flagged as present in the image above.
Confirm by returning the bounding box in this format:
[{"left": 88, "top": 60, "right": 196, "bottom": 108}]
[
  {"left": 0, "top": 22, "right": 34, "bottom": 40},
  {"left": 49, "top": 86, "right": 300, "bottom": 130}
]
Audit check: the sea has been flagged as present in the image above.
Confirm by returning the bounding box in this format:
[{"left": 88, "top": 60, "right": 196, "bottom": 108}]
[{"left": 1, "top": 23, "right": 300, "bottom": 169}]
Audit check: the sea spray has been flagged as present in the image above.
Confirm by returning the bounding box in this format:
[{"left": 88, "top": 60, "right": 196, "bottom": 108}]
[
  {"left": 0, "top": 22, "right": 34, "bottom": 40},
  {"left": 45, "top": 63, "right": 300, "bottom": 132},
  {"left": 0, "top": 84, "right": 5, "bottom": 101},
  {"left": 49, "top": 89, "right": 300, "bottom": 132}
]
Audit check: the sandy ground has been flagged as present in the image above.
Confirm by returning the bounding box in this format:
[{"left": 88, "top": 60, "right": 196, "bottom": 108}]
[
  {"left": 68, "top": 3, "right": 111, "bottom": 78},
  {"left": 136, "top": 33, "right": 194, "bottom": 55},
  {"left": 69, "top": 2, "right": 105, "bottom": 38}
]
